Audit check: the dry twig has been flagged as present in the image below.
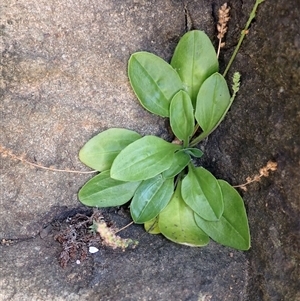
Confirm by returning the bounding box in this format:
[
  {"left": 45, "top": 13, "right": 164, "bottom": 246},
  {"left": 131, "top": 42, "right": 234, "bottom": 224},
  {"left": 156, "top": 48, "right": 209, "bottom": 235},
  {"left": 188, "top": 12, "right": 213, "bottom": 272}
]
[
  {"left": 0, "top": 145, "right": 96, "bottom": 174},
  {"left": 234, "top": 160, "right": 278, "bottom": 191}
]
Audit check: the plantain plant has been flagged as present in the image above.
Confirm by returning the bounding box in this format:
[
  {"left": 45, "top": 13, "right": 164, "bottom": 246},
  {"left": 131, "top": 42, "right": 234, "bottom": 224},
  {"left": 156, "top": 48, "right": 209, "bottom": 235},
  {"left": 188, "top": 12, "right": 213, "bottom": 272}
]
[{"left": 78, "top": 28, "right": 251, "bottom": 250}]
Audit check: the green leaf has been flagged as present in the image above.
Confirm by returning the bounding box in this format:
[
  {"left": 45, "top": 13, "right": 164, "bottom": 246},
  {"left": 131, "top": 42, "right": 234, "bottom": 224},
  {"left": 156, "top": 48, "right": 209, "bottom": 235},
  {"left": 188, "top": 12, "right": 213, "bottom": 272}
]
[
  {"left": 162, "top": 150, "right": 190, "bottom": 179},
  {"left": 195, "top": 73, "right": 231, "bottom": 136},
  {"left": 79, "top": 128, "right": 141, "bottom": 171},
  {"left": 128, "top": 52, "right": 184, "bottom": 117},
  {"left": 194, "top": 180, "right": 251, "bottom": 250},
  {"left": 171, "top": 30, "right": 219, "bottom": 106},
  {"left": 183, "top": 147, "right": 204, "bottom": 158},
  {"left": 144, "top": 217, "right": 160, "bottom": 234},
  {"left": 181, "top": 165, "right": 223, "bottom": 221},
  {"left": 130, "top": 175, "right": 174, "bottom": 223},
  {"left": 78, "top": 170, "right": 141, "bottom": 207},
  {"left": 110, "top": 135, "right": 181, "bottom": 181},
  {"left": 169, "top": 91, "right": 194, "bottom": 145},
  {"left": 158, "top": 181, "right": 210, "bottom": 246}
]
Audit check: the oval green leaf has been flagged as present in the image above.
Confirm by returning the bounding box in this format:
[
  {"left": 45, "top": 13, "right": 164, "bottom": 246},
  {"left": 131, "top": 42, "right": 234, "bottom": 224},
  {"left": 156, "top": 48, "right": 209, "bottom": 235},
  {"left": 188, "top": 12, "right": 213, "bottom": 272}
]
[
  {"left": 130, "top": 175, "right": 174, "bottom": 223},
  {"left": 162, "top": 150, "right": 190, "bottom": 179},
  {"left": 194, "top": 180, "right": 251, "bottom": 250},
  {"left": 158, "top": 181, "right": 210, "bottom": 246},
  {"left": 78, "top": 171, "right": 141, "bottom": 207},
  {"left": 181, "top": 165, "right": 224, "bottom": 221},
  {"left": 110, "top": 135, "right": 181, "bottom": 182},
  {"left": 79, "top": 128, "right": 141, "bottom": 171},
  {"left": 128, "top": 52, "right": 184, "bottom": 117},
  {"left": 171, "top": 30, "right": 219, "bottom": 106},
  {"left": 195, "top": 73, "right": 231, "bottom": 135},
  {"left": 169, "top": 90, "right": 194, "bottom": 144}
]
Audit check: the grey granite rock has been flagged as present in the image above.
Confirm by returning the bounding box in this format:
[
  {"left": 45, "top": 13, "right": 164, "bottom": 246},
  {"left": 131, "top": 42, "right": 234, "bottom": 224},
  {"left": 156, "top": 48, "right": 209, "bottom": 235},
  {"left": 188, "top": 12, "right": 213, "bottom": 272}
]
[{"left": 1, "top": 0, "right": 299, "bottom": 300}]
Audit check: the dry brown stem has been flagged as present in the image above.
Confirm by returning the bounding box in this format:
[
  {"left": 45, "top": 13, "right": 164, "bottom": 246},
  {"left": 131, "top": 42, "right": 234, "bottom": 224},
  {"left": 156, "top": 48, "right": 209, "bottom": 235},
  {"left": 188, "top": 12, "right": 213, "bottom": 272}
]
[
  {"left": 0, "top": 145, "right": 96, "bottom": 174},
  {"left": 234, "top": 161, "right": 278, "bottom": 191},
  {"left": 217, "top": 3, "right": 230, "bottom": 58}
]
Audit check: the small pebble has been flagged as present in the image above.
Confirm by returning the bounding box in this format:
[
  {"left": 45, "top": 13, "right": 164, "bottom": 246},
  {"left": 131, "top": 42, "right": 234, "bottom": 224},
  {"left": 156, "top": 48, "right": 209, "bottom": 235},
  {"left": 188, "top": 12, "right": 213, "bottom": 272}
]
[{"left": 89, "top": 246, "right": 99, "bottom": 253}]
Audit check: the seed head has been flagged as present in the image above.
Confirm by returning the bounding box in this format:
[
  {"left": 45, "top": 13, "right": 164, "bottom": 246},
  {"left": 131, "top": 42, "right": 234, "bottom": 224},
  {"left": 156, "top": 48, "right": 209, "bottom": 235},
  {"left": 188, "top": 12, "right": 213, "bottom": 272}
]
[{"left": 217, "top": 3, "right": 231, "bottom": 41}]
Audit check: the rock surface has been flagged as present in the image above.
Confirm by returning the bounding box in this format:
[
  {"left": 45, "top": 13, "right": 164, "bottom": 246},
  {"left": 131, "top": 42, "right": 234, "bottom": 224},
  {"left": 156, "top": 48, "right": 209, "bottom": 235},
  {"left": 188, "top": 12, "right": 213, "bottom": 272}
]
[{"left": 1, "top": 0, "right": 299, "bottom": 300}]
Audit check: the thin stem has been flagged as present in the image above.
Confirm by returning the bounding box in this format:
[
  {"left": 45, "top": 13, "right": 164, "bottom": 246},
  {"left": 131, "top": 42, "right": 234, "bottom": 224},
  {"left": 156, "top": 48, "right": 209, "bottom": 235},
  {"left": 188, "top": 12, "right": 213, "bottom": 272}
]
[
  {"left": 217, "top": 39, "right": 222, "bottom": 59},
  {"left": 183, "top": 139, "right": 189, "bottom": 148},
  {"left": 192, "top": 124, "right": 200, "bottom": 136},
  {"left": 189, "top": 125, "right": 202, "bottom": 147},
  {"left": 223, "top": 0, "right": 265, "bottom": 77},
  {"left": 18, "top": 161, "right": 97, "bottom": 174},
  {"left": 190, "top": 132, "right": 208, "bottom": 147},
  {"left": 0, "top": 145, "right": 97, "bottom": 174},
  {"left": 114, "top": 221, "right": 134, "bottom": 234},
  {"left": 233, "top": 177, "right": 261, "bottom": 189}
]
